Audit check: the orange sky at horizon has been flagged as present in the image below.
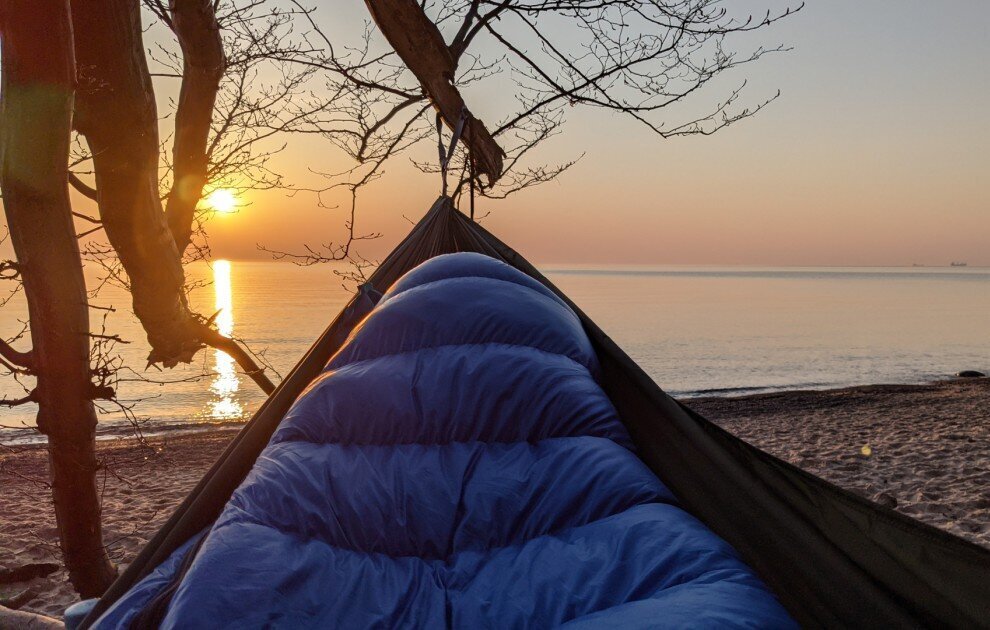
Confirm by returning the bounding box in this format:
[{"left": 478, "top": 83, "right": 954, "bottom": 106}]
[
  {"left": 183, "top": 1, "right": 990, "bottom": 268},
  {"left": 3, "top": 1, "right": 988, "bottom": 268}
]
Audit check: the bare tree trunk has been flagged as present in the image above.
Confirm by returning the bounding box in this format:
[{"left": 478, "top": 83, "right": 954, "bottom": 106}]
[
  {"left": 71, "top": 0, "right": 203, "bottom": 367},
  {"left": 165, "top": 0, "right": 227, "bottom": 255},
  {"left": 70, "top": 0, "right": 274, "bottom": 392},
  {"left": 0, "top": 0, "right": 117, "bottom": 597},
  {"left": 364, "top": 0, "right": 504, "bottom": 185}
]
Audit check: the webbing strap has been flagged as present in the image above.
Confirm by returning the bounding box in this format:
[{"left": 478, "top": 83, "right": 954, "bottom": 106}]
[
  {"left": 469, "top": 152, "right": 476, "bottom": 221},
  {"left": 436, "top": 108, "right": 468, "bottom": 196}
]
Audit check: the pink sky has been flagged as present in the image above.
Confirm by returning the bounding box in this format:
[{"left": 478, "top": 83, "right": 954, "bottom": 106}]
[
  {"left": 6, "top": 1, "right": 989, "bottom": 267},
  {"left": 202, "top": 1, "right": 990, "bottom": 267}
]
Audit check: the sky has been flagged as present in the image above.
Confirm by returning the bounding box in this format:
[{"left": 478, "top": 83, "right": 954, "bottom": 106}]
[{"left": 8, "top": 1, "right": 990, "bottom": 267}]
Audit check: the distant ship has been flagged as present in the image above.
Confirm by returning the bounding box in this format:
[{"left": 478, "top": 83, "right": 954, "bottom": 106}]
[{"left": 950, "top": 262, "right": 968, "bottom": 267}]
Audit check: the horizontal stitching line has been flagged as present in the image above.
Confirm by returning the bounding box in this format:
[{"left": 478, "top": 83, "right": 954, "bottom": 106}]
[
  {"left": 382, "top": 273, "right": 567, "bottom": 309},
  {"left": 270, "top": 428, "right": 631, "bottom": 449},
  {"left": 324, "top": 340, "right": 598, "bottom": 376},
  {"left": 216, "top": 500, "right": 674, "bottom": 566}
]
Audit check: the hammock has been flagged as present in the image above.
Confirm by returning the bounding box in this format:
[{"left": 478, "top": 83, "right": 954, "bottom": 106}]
[{"left": 82, "top": 197, "right": 990, "bottom": 628}]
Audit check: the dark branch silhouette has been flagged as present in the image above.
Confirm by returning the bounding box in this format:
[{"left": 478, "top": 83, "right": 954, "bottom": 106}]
[{"left": 262, "top": 0, "right": 799, "bottom": 270}]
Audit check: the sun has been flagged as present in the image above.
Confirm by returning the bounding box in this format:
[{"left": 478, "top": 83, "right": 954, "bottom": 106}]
[{"left": 205, "top": 189, "right": 239, "bottom": 214}]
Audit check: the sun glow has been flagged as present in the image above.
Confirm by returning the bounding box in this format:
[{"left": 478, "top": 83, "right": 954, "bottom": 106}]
[{"left": 205, "top": 188, "right": 239, "bottom": 214}]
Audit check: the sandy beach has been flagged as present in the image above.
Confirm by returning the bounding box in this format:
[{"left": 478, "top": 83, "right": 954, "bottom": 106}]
[
  {"left": 1, "top": 378, "right": 987, "bottom": 619},
  {"left": 689, "top": 378, "right": 990, "bottom": 545}
]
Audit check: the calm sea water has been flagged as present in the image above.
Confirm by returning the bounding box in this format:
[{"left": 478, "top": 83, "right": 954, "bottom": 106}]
[{"left": 1, "top": 262, "right": 987, "bottom": 442}]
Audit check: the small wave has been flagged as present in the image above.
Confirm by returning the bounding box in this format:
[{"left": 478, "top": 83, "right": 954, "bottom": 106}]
[
  {"left": 679, "top": 385, "right": 780, "bottom": 396},
  {"left": 1, "top": 419, "right": 247, "bottom": 447},
  {"left": 673, "top": 381, "right": 834, "bottom": 398}
]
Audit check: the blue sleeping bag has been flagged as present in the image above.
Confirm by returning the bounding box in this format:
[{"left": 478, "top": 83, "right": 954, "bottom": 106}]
[{"left": 96, "top": 253, "right": 795, "bottom": 628}]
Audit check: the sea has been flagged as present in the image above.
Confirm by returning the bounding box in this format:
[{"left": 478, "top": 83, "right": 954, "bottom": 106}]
[{"left": 1, "top": 262, "right": 987, "bottom": 444}]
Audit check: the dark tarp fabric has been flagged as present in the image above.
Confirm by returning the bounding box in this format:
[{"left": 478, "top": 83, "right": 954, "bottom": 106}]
[
  {"left": 83, "top": 197, "right": 990, "bottom": 629},
  {"left": 93, "top": 253, "right": 795, "bottom": 628}
]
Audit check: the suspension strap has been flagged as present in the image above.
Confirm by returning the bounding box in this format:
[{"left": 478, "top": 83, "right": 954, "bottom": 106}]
[
  {"left": 437, "top": 107, "right": 468, "bottom": 197},
  {"left": 469, "top": 154, "right": 476, "bottom": 221}
]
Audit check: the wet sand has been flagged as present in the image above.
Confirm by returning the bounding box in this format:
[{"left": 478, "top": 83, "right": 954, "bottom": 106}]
[{"left": 1, "top": 379, "right": 987, "bottom": 619}]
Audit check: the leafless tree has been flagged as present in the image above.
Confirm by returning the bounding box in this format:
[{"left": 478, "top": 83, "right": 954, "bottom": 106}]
[
  {"left": 0, "top": 0, "right": 347, "bottom": 595},
  {"left": 0, "top": 0, "right": 118, "bottom": 595},
  {"left": 259, "top": 0, "right": 800, "bottom": 268}
]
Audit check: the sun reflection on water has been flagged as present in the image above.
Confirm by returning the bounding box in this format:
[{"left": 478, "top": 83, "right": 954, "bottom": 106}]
[{"left": 210, "top": 260, "right": 243, "bottom": 420}]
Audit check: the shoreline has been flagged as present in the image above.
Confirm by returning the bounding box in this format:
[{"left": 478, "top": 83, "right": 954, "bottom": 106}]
[
  {"left": 2, "top": 378, "right": 987, "bottom": 618},
  {"left": 3, "top": 374, "right": 982, "bottom": 446}
]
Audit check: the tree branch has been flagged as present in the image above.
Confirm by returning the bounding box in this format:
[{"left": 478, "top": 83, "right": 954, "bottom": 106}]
[
  {"left": 164, "top": 0, "right": 227, "bottom": 255},
  {"left": 196, "top": 325, "right": 275, "bottom": 394},
  {"left": 363, "top": 0, "right": 505, "bottom": 184},
  {"left": 0, "top": 338, "right": 34, "bottom": 372},
  {"left": 67, "top": 171, "right": 98, "bottom": 200},
  {"left": 0, "top": 390, "right": 36, "bottom": 407}
]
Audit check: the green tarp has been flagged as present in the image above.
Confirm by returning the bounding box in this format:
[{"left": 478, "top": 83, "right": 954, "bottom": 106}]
[{"left": 84, "top": 197, "right": 990, "bottom": 629}]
